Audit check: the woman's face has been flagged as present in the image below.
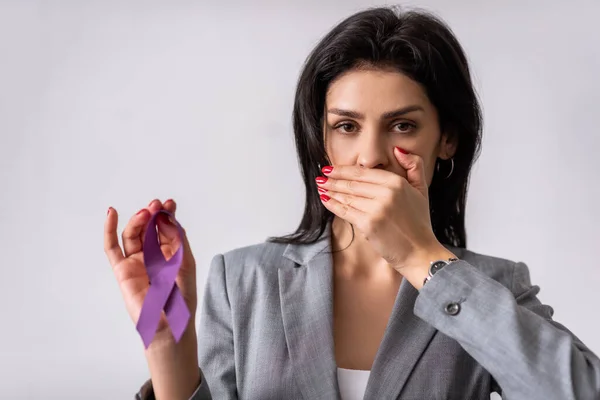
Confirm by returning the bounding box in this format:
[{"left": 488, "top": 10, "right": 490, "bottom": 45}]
[{"left": 323, "top": 68, "right": 455, "bottom": 186}]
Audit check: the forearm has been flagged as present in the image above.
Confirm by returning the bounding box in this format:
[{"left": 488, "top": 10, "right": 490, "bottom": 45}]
[
  {"left": 414, "top": 261, "right": 600, "bottom": 398},
  {"left": 144, "top": 322, "right": 201, "bottom": 400}
]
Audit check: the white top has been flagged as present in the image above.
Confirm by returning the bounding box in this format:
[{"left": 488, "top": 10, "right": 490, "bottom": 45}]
[{"left": 337, "top": 367, "right": 371, "bottom": 400}]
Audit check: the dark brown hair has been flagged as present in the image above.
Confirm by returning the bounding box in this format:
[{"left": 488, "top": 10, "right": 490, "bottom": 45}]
[{"left": 269, "top": 6, "right": 483, "bottom": 249}]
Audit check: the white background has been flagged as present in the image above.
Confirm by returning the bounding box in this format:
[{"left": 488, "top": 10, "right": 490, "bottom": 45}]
[{"left": 1, "top": 0, "right": 598, "bottom": 398}]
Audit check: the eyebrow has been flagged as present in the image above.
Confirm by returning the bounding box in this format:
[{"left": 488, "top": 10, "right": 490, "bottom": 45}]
[{"left": 326, "top": 105, "right": 424, "bottom": 120}]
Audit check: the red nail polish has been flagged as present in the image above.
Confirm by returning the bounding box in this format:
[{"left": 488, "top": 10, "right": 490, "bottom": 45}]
[
  {"left": 396, "top": 147, "right": 410, "bottom": 154},
  {"left": 320, "top": 194, "right": 330, "bottom": 202},
  {"left": 316, "top": 177, "right": 328, "bottom": 185},
  {"left": 136, "top": 209, "right": 146, "bottom": 216},
  {"left": 148, "top": 199, "right": 159, "bottom": 207},
  {"left": 321, "top": 166, "right": 333, "bottom": 175},
  {"left": 107, "top": 207, "right": 111, "bottom": 216},
  {"left": 318, "top": 187, "right": 328, "bottom": 194}
]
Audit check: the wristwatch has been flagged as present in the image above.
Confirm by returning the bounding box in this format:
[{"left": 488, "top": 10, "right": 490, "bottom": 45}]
[{"left": 423, "top": 257, "right": 459, "bottom": 286}]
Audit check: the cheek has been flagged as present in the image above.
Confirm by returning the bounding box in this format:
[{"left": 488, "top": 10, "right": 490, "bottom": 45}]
[{"left": 325, "top": 136, "right": 356, "bottom": 164}]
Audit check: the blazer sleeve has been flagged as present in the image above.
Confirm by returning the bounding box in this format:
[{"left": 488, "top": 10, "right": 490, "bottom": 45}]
[
  {"left": 196, "top": 253, "right": 237, "bottom": 399},
  {"left": 413, "top": 259, "right": 600, "bottom": 400},
  {"left": 134, "top": 254, "right": 236, "bottom": 400}
]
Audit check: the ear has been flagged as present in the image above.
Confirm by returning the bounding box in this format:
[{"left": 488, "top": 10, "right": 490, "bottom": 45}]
[{"left": 438, "top": 132, "right": 457, "bottom": 160}]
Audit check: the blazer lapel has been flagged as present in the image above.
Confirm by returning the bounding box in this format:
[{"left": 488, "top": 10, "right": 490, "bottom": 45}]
[
  {"left": 279, "top": 224, "right": 341, "bottom": 400},
  {"left": 280, "top": 224, "right": 461, "bottom": 400},
  {"left": 362, "top": 277, "right": 438, "bottom": 400},
  {"left": 362, "top": 243, "right": 462, "bottom": 400}
]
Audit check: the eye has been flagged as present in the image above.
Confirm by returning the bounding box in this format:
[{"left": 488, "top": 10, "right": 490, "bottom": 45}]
[
  {"left": 333, "top": 122, "right": 357, "bottom": 134},
  {"left": 394, "top": 122, "right": 416, "bottom": 133}
]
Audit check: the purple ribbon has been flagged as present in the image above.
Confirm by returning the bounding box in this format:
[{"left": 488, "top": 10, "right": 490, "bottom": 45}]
[{"left": 136, "top": 210, "right": 191, "bottom": 349}]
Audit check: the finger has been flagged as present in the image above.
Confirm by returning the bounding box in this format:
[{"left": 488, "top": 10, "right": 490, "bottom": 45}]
[
  {"left": 154, "top": 199, "right": 189, "bottom": 263},
  {"left": 156, "top": 219, "right": 181, "bottom": 259},
  {"left": 393, "top": 147, "right": 429, "bottom": 198},
  {"left": 157, "top": 199, "right": 177, "bottom": 246},
  {"left": 137, "top": 199, "right": 165, "bottom": 252},
  {"left": 122, "top": 208, "right": 152, "bottom": 257},
  {"left": 323, "top": 190, "right": 377, "bottom": 214},
  {"left": 163, "top": 198, "right": 176, "bottom": 215},
  {"left": 316, "top": 176, "right": 386, "bottom": 199},
  {"left": 179, "top": 225, "right": 196, "bottom": 272},
  {"left": 319, "top": 193, "right": 366, "bottom": 227},
  {"left": 321, "top": 164, "right": 395, "bottom": 187},
  {"left": 130, "top": 199, "right": 178, "bottom": 259},
  {"left": 146, "top": 198, "right": 164, "bottom": 214},
  {"left": 165, "top": 221, "right": 196, "bottom": 275},
  {"left": 104, "top": 207, "right": 125, "bottom": 268}
]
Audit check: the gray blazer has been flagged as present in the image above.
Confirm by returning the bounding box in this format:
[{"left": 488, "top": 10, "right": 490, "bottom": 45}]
[{"left": 137, "top": 224, "right": 600, "bottom": 399}]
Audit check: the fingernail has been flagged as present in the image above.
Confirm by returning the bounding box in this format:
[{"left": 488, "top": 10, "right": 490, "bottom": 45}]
[
  {"left": 136, "top": 209, "right": 147, "bottom": 216},
  {"left": 318, "top": 187, "right": 328, "bottom": 194},
  {"left": 321, "top": 166, "right": 333, "bottom": 175},
  {"left": 316, "top": 177, "right": 328, "bottom": 185},
  {"left": 320, "top": 194, "right": 330, "bottom": 202},
  {"left": 148, "top": 199, "right": 159, "bottom": 207},
  {"left": 107, "top": 207, "right": 112, "bottom": 216},
  {"left": 165, "top": 198, "right": 174, "bottom": 205},
  {"left": 396, "top": 147, "right": 410, "bottom": 154}
]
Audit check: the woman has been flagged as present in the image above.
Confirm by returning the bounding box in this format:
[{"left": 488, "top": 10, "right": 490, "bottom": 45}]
[{"left": 104, "top": 6, "right": 600, "bottom": 400}]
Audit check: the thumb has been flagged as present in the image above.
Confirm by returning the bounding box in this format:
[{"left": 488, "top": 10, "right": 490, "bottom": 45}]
[
  {"left": 156, "top": 213, "right": 180, "bottom": 244},
  {"left": 156, "top": 212, "right": 186, "bottom": 260},
  {"left": 394, "top": 147, "right": 428, "bottom": 198}
]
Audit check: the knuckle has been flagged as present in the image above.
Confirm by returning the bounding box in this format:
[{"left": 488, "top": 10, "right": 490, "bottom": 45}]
[
  {"left": 382, "top": 188, "right": 394, "bottom": 203},
  {"left": 397, "top": 177, "right": 407, "bottom": 189},
  {"left": 361, "top": 218, "right": 376, "bottom": 235},
  {"left": 391, "top": 175, "right": 403, "bottom": 189},
  {"left": 340, "top": 204, "right": 349, "bottom": 217},
  {"left": 352, "top": 167, "right": 363, "bottom": 178},
  {"left": 121, "top": 229, "right": 130, "bottom": 240},
  {"left": 381, "top": 192, "right": 394, "bottom": 208},
  {"left": 344, "top": 195, "right": 353, "bottom": 207},
  {"left": 375, "top": 209, "right": 387, "bottom": 223}
]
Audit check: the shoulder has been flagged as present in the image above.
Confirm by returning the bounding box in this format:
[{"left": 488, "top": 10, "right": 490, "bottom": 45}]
[
  {"left": 206, "top": 239, "right": 292, "bottom": 282},
  {"left": 221, "top": 240, "right": 289, "bottom": 268},
  {"left": 203, "top": 240, "right": 294, "bottom": 309}
]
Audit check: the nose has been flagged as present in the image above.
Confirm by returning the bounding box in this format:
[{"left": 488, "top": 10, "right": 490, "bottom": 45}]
[{"left": 357, "top": 130, "right": 389, "bottom": 169}]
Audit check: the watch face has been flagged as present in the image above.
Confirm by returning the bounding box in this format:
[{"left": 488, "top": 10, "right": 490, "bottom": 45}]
[{"left": 430, "top": 261, "right": 447, "bottom": 275}]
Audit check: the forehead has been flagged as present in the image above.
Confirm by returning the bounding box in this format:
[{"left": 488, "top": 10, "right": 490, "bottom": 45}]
[{"left": 325, "top": 68, "right": 430, "bottom": 111}]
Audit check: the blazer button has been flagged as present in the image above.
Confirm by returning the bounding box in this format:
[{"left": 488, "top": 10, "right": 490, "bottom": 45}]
[{"left": 445, "top": 302, "right": 460, "bottom": 316}]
